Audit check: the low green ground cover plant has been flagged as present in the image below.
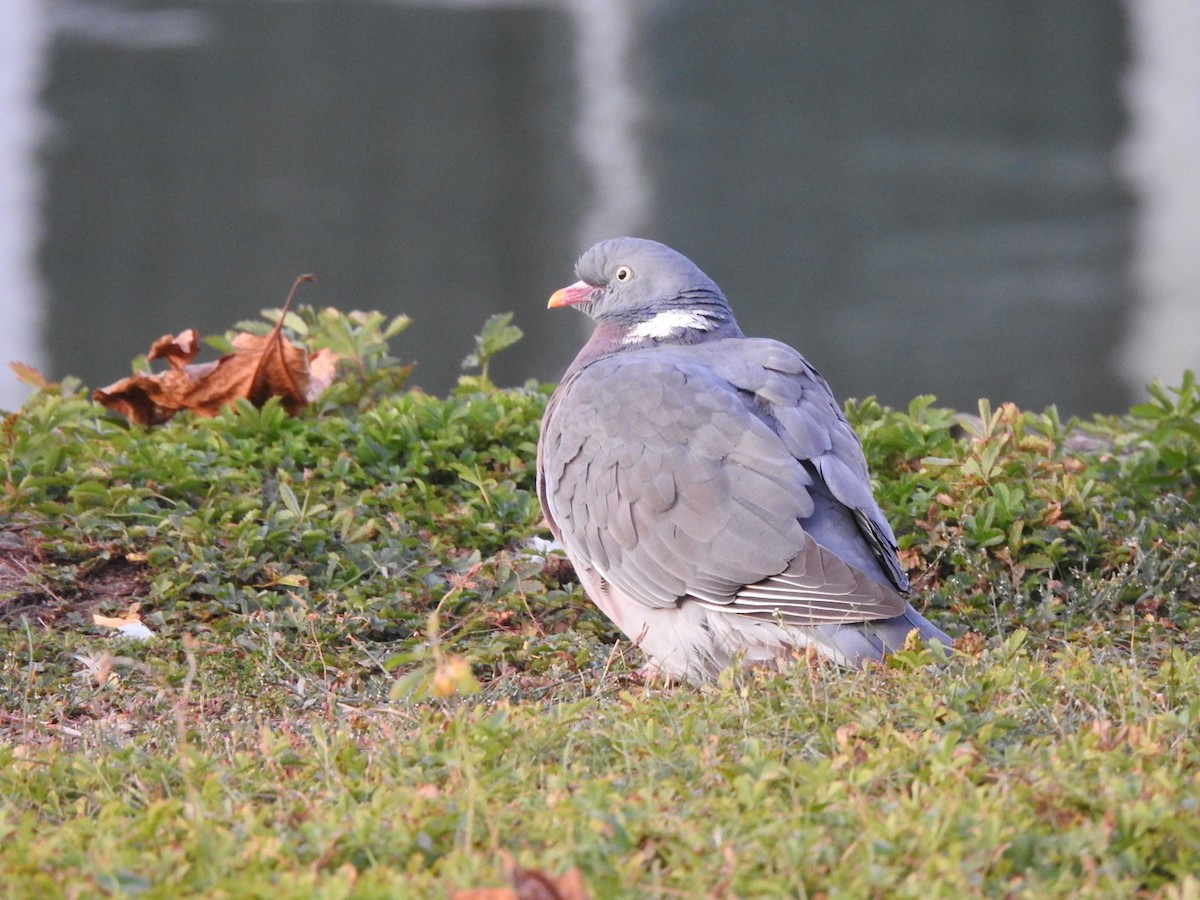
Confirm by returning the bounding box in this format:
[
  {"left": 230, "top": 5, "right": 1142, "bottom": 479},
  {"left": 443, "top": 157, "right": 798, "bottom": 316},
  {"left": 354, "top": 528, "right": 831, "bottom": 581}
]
[{"left": 1, "top": 312, "right": 1198, "bottom": 897}]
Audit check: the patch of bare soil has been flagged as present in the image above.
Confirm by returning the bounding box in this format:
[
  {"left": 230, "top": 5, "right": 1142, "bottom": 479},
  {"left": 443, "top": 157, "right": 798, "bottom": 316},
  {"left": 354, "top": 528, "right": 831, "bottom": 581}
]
[{"left": 0, "top": 527, "right": 147, "bottom": 625}]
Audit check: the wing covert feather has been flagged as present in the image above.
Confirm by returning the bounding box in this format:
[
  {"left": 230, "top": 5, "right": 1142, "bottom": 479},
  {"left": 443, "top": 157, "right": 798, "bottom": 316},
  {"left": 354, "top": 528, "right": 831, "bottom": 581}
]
[{"left": 538, "top": 338, "right": 910, "bottom": 623}]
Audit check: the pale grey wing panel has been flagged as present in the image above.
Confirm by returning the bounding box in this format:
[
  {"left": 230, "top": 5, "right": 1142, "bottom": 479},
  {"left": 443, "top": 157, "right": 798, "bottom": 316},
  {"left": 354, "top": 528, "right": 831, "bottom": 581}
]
[
  {"left": 696, "top": 339, "right": 910, "bottom": 593},
  {"left": 542, "top": 350, "right": 908, "bottom": 625},
  {"left": 541, "top": 352, "right": 817, "bottom": 611}
]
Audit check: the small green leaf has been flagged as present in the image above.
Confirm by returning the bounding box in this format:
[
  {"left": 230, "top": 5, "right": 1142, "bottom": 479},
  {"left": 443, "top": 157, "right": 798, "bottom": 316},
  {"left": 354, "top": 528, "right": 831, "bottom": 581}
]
[
  {"left": 279, "top": 482, "right": 302, "bottom": 519},
  {"left": 462, "top": 312, "right": 524, "bottom": 383}
]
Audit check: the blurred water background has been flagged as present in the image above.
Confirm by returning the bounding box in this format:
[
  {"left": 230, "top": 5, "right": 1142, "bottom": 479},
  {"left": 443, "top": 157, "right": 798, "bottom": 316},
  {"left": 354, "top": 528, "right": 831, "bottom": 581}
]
[{"left": 2, "top": 0, "right": 1198, "bottom": 416}]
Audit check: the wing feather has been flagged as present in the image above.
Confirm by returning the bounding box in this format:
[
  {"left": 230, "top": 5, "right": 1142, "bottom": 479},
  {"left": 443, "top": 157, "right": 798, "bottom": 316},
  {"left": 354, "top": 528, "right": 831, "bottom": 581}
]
[{"left": 537, "top": 339, "right": 910, "bottom": 623}]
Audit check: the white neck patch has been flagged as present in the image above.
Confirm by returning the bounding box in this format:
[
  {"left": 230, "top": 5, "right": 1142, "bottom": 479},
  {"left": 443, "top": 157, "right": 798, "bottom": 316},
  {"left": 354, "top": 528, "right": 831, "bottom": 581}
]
[{"left": 623, "top": 309, "right": 717, "bottom": 343}]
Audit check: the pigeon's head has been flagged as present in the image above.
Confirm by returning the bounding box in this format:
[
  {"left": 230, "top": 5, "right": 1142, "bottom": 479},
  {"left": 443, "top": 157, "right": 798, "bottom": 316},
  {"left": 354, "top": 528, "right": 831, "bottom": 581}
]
[{"left": 548, "top": 237, "right": 739, "bottom": 344}]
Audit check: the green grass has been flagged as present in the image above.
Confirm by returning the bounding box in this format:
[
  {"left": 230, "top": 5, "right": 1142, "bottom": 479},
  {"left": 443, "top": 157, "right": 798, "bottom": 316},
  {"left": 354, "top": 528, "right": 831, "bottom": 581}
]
[{"left": 2, "top": 324, "right": 1199, "bottom": 897}]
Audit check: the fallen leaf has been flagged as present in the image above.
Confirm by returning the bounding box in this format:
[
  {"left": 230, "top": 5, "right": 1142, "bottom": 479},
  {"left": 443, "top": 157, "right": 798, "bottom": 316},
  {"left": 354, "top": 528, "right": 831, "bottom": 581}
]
[
  {"left": 94, "top": 607, "right": 155, "bottom": 641},
  {"left": 92, "top": 612, "right": 140, "bottom": 629},
  {"left": 432, "top": 654, "right": 480, "bottom": 698},
  {"left": 307, "top": 347, "right": 339, "bottom": 401},
  {"left": 7, "top": 362, "right": 51, "bottom": 389},
  {"left": 511, "top": 867, "right": 588, "bottom": 900},
  {"left": 148, "top": 329, "right": 204, "bottom": 369},
  {"left": 451, "top": 856, "right": 590, "bottom": 900},
  {"left": 953, "top": 631, "right": 987, "bottom": 657},
  {"left": 117, "top": 622, "right": 155, "bottom": 640},
  {"left": 93, "top": 275, "right": 338, "bottom": 425}
]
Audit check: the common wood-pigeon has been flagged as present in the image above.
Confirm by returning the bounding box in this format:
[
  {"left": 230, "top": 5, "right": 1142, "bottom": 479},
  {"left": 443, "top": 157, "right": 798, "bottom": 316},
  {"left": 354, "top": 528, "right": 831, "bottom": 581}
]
[{"left": 537, "top": 237, "right": 950, "bottom": 683}]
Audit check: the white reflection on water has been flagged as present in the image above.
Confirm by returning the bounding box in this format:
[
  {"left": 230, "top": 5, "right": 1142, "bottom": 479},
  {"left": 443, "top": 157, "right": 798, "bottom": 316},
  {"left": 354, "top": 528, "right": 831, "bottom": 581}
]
[
  {"left": 0, "top": 1, "right": 49, "bottom": 411},
  {"left": 563, "top": 0, "right": 650, "bottom": 244},
  {"left": 1119, "top": 0, "right": 1200, "bottom": 394},
  {"left": 386, "top": 0, "right": 651, "bottom": 244},
  {"left": 365, "top": 0, "right": 650, "bottom": 367},
  {"left": 0, "top": 1, "right": 213, "bottom": 411},
  {"left": 50, "top": 1, "right": 213, "bottom": 48}
]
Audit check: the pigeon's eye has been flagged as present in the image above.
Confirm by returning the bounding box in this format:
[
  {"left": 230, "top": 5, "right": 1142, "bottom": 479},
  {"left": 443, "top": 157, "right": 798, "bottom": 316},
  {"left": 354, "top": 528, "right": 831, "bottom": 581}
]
[{"left": 614, "top": 265, "right": 633, "bottom": 283}]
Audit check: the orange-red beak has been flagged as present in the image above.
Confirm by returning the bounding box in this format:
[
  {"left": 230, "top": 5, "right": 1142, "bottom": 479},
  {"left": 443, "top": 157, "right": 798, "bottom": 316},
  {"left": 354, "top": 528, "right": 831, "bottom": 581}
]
[{"left": 547, "top": 280, "right": 595, "bottom": 309}]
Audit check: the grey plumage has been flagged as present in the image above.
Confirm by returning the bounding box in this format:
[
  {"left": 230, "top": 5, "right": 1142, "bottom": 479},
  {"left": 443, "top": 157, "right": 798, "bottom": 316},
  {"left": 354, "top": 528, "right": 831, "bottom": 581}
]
[{"left": 537, "top": 237, "right": 950, "bottom": 683}]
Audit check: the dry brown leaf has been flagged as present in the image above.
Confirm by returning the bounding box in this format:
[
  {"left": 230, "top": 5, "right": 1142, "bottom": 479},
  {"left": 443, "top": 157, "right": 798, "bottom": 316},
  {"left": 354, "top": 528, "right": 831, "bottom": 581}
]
[
  {"left": 7, "top": 362, "right": 51, "bottom": 389},
  {"left": 307, "top": 347, "right": 339, "bottom": 401},
  {"left": 92, "top": 613, "right": 142, "bottom": 630},
  {"left": 450, "top": 856, "right": 590, "bottom": 900},
  {"left": 511, "top": 867, "right": 588, "bottom": 900},
  {"left": 93, "top": 275, "right": 338, "bottom": 425}
]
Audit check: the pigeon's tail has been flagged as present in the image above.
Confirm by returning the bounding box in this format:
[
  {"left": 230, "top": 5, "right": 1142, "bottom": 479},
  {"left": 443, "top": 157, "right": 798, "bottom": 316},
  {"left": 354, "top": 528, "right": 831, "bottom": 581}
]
[{"left": 809, "top": 604, "right": 952, "bottom": 667}]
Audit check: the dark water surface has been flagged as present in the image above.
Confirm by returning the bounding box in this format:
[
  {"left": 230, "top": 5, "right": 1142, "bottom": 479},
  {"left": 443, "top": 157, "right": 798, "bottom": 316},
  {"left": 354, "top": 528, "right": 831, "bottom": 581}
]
[{"left": 39, "top": 0, "right": 1131, "bottom": 415}]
